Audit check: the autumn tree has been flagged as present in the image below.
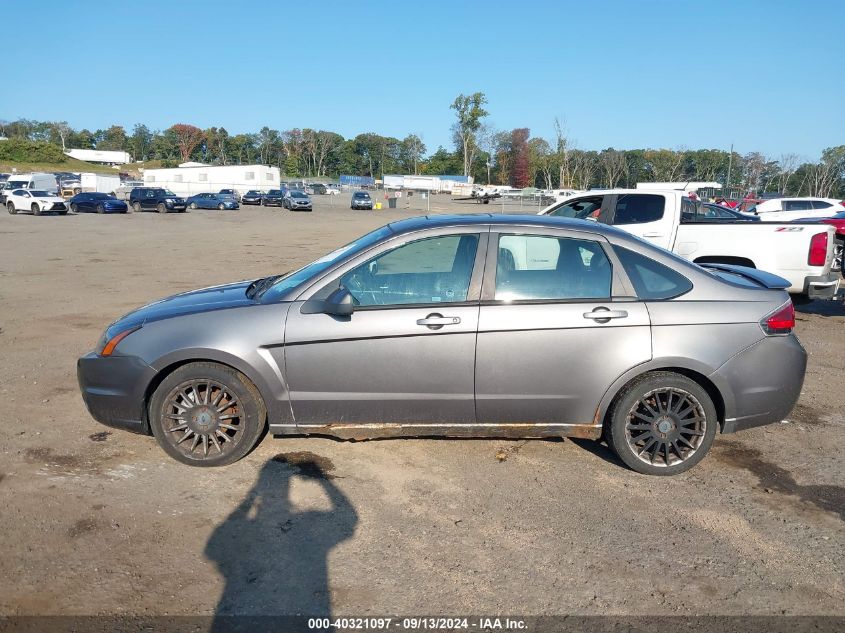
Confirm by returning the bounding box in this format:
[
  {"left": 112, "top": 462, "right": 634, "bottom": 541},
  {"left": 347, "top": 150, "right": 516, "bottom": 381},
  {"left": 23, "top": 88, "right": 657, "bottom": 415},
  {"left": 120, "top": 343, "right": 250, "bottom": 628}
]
[
  {"left": 168, "top": 124, "right": 205, "bottom": 162},
  {"left": 509, "top": 128, "right": 530, "bottom": 188}
]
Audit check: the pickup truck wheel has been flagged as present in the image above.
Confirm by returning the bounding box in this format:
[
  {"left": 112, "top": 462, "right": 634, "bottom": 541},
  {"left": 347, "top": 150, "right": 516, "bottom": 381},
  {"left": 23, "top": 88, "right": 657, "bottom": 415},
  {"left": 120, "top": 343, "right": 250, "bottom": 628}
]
[
  {"left": 157, "top": 203, "right": 167, "bottom": 214},
  {"left": 133, "top": 202, "right": 141, "bottom": 213},
  {"left": 7, "top": 202, "right": 16, "bottom": 215},
  {"left": 31, "top": 203, "right": 42, "bottom": 216},
  {"left": 833, "top": 238, "right": 843, "bottom": 276},
  {"left": 149, "top": 361, "right": 267, "bottom": 467},
  {"left": 606, "top": 372, "right": 717, "bottom": 476}
]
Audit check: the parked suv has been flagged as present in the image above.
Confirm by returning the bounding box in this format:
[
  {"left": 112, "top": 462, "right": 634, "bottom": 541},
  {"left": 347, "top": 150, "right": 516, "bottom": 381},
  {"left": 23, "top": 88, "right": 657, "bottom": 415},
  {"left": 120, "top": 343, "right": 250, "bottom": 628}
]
[
  {"left": 129, "top": 188, "right": 187, "bottom": 213},
  {"left": 351, "top": 191, "right": 373, "bottom": 210},
  {"left": 218, "top": 189, "right": 241, "bottom": 202}
]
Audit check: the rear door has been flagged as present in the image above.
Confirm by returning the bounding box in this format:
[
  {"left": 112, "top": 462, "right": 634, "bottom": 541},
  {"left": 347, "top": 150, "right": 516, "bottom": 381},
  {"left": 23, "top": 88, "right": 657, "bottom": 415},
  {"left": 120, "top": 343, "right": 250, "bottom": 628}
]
[
  {"left": 604, "top": 193, "right": 675, "bottom": 249},
  {"left": 475, "top": 227, "right": 652, "bottom": 430}
]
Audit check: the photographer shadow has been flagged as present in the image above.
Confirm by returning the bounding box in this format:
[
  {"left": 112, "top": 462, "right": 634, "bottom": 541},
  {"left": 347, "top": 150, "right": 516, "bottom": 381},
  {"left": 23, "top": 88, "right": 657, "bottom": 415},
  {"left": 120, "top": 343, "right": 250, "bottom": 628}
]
[{"left": 206, "top": 453, "right": 358, "bottom": 632}]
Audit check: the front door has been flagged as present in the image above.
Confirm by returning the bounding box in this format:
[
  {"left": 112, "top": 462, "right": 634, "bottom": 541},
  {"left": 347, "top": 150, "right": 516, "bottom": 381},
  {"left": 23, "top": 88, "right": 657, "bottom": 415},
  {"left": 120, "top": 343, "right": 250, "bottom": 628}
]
[
  {"left": 283, "top": 230, "right": 487, "bottom": 428},
  {"left": 604, "top": 192, "right": 675, "bottom": 250},
  {"left": 475, "top": 230, "right": 652, "bottom": 429}
]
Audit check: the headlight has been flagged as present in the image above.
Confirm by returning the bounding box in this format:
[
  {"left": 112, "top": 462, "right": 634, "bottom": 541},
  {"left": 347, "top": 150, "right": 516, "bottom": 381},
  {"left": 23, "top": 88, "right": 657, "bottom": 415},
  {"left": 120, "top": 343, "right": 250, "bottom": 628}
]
[{"left": 97, "top": 324, "right": 142, "bottom": 356}]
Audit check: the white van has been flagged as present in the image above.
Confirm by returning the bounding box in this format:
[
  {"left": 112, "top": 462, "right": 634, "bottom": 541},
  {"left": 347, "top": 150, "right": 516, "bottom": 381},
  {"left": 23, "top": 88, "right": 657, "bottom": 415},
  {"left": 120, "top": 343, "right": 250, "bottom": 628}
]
[{"left": 2, "top": 173, "right": 58, "bottom": 197}]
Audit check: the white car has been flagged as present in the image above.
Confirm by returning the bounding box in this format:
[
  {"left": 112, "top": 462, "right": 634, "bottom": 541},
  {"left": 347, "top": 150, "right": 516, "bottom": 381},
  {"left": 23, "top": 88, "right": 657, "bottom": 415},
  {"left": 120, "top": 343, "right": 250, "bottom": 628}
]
[
  {"left": 5, "top": 189, "right": 69, "bottom": 215},
  {"left": 325, "top": 184, "right": 341, "bottom": 195},
  {"left": 751, "top": 197, "right": 845, "bottom": 222}
]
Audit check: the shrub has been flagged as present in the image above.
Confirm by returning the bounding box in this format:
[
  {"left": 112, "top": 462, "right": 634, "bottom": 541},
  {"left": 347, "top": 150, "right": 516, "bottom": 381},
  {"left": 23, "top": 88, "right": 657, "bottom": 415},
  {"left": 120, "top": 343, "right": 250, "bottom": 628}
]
[{"left": 0, "top": 138, "right": 66, "bottom": 163}]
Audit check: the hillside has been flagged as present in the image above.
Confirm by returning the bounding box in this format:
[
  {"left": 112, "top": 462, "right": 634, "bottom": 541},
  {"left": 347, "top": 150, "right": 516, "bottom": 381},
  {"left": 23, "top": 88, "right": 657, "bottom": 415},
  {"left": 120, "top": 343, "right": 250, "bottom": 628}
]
[{"left": 0, "top": 157, "right": 122, "bottom": 175}]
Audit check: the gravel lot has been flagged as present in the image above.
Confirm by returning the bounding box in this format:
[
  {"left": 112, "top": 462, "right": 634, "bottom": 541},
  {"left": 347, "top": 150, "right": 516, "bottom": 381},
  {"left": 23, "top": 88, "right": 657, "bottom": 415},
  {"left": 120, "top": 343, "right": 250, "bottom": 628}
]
[{"left": 0, "top": 193, "right": 843, "bottom": 619}]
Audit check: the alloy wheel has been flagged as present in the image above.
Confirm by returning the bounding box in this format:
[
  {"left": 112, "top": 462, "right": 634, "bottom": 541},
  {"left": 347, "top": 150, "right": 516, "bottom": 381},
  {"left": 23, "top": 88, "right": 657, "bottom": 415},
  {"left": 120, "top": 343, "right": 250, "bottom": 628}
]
[
  {"left": 624, "top": 387, "right": 706, "bottom": 468},
  {"left": 161, "top": 379, "right": 245, "bottom": 460}
]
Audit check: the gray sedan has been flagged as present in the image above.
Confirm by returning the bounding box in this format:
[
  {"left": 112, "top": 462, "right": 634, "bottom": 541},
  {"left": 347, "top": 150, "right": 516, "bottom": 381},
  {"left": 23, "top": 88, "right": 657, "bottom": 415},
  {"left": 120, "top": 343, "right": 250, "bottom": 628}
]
[{"left": 77, "top": 215, "right": 806, "bottom": 474}]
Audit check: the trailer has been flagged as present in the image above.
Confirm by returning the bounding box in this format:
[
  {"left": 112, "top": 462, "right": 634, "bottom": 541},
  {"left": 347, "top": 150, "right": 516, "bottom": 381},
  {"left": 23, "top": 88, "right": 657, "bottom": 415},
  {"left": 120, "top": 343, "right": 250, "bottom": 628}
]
[
  {"left": 143, "top": 165, "right": 281, "bottom": 198},
  {"left": 65, "top": 149, "right": 132, "bottom": 165},
  {"left": 80, "top": 173, "right": 121, "bottom": 194}
]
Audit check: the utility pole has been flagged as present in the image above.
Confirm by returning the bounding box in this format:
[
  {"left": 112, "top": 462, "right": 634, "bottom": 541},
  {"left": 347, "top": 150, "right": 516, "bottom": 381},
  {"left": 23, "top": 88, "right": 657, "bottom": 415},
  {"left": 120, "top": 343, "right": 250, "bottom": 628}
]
[{"left": 726, "top": 143, "right": 733, "bottom": 196}]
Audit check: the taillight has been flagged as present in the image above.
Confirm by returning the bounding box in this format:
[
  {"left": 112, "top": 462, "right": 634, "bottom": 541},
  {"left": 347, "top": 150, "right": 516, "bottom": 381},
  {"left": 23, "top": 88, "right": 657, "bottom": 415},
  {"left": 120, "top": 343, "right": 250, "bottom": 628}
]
[
  {"left": 808, "top": 232, "right": 828, "bottom": 266},
  {"left": 761, "top": 302, "right": 795, "bottom": 335}
]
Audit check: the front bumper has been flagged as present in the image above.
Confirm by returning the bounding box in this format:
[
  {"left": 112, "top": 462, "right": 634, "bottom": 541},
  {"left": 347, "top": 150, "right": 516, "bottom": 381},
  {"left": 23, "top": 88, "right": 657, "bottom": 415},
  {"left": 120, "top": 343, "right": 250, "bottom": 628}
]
[
  {"left": 715, "top": 334, "right": 807, "bottom": 434},
  {"left": 805, "top": 272, "right": 841, "bottom": 300},
  {"left": 77, "top": 352, "right": 158, "bottom": 434}
]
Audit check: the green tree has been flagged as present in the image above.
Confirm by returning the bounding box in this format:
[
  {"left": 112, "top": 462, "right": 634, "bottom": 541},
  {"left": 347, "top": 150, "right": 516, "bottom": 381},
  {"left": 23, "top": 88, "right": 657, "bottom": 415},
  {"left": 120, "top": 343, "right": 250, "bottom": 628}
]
[{"left": 450, "top": 92, "right": 488, "bottom": 177}]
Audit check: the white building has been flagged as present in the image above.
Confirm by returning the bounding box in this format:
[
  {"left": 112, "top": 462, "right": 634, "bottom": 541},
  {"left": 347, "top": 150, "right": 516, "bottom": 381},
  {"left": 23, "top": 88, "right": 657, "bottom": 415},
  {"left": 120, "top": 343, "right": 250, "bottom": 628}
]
[
  {"left": 65, "top": 149, "right": 132, "bottom": 165},
  {"left": 143, "top": 164, "right": 281, "bottom": 197}
]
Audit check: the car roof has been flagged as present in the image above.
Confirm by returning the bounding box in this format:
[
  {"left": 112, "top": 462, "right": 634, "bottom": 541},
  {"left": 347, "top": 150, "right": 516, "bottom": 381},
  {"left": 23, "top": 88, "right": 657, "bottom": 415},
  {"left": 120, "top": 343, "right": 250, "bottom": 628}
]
[{"left": 386, "top": 214, "right": 632, "bottom": 239}]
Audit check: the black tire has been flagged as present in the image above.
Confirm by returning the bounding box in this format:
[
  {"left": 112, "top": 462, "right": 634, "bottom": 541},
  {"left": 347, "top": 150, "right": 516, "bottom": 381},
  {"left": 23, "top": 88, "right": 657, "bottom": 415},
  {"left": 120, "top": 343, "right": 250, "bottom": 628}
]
[
  {"left": 149, "top": 361, "right": 267, "bottom": 467},
  {"left": 133, "top": 202, "right": 142, "bottom": 213},
  {"left": 217, "top": 203, "right": 224, "bottom": 210},
  {"left": 7, "top": 202, "right": 16, "bottom": 215},
  {"left": 96, "top": 204, "right": 105, "bottom": 214},
  {"left": 605, "top": 371, "right": 717, "bottom": 476},
  {"left": 31, "top": 203, "right": 41, "bottom": 216},
  {"left": 70, "top": 203, "right": 78, "bottom": 213},
  {"left": 157, "top": 202, "right": 167, "bottom": 214},
  {"left": 190, "top": 202, "right": 198, "bottom": 210}
]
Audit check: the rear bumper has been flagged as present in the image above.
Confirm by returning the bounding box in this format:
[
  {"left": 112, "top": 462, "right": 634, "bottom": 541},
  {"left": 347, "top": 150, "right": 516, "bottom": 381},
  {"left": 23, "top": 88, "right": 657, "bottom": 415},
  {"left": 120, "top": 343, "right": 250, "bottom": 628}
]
[
  {"left": 804, "top": 272, "right": 841, "bottom": 300},
  {"left": 715, "top": 334, "right": 807, "bottom": 433},
  {"left": 77, "top": 352, "right": 157, "bottom": 434}
]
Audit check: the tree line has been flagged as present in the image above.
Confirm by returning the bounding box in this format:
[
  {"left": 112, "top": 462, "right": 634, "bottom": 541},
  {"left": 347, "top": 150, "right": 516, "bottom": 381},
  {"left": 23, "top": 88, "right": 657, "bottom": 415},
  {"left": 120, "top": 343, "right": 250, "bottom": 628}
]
[{"left": 1, "top": 94, "right": 842, "bottom": 197}]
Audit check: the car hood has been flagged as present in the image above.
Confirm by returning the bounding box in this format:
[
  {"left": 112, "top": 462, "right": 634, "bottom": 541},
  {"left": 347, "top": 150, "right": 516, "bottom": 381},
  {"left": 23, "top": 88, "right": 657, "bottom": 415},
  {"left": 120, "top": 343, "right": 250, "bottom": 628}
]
[
  {"left": 36, "top": 196, "right": 65, "bottom": 202},
  {"left": 109, "top": 280, "right": 256, "bottom": 332}
]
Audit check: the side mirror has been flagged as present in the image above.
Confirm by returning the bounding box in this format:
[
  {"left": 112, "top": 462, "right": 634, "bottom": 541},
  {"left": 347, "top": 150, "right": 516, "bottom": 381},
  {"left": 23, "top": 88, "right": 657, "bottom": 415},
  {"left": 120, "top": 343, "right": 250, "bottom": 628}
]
[{"left": 301, "top": 286, "right": 355, "bottom": 317}]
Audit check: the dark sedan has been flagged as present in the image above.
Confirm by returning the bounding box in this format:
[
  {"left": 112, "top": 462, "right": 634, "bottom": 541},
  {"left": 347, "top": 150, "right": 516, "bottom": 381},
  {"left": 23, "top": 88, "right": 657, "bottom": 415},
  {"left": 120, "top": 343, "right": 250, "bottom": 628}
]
[
  {"left": 263, "top": 189, "right": 286, "bottom": 207},
  {"left": 242, "top": 190, "right": 264, "bottom": 205},
  {"left": 186, "top": 193, "right": 239, "bottom": 210},
  {"left": 78, "top": 215, "right": 806, "bottom": 474},
  {"left": 69, "top": 192, "right": 128, "bottom": 214}
]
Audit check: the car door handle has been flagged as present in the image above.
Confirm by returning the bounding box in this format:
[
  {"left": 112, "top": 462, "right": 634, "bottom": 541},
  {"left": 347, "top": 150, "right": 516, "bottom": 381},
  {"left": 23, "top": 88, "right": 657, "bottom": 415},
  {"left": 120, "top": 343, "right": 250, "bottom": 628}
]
[
  {"left": 642, "top": 232, "right": 664, "bottom": 238},
  {"left": 583, "top": 308, "right": 628, "bottom": 323},
  {"left": 417, "top": 313, "right": 461, "bottom": 329}
]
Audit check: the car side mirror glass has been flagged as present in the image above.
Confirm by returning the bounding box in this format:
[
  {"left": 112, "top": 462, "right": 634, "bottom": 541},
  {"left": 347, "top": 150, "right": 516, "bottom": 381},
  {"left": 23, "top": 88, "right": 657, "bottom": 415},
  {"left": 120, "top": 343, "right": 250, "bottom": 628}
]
[{"left": 301, "top": 286, "right": 355, "bottom": 317}]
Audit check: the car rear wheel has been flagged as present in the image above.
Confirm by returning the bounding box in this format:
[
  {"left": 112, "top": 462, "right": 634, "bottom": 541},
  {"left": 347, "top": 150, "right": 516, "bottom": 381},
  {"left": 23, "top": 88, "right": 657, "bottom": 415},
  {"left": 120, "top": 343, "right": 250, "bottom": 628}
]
[
  {"left": 70, "top": 203, "right": 78, "bottom": 213},
  {"left": 149, "top": 362, "right": 267, "bottom": 467},
  {"left": 7, "top": 202, "right": 16, "bottom": 215},
  {"left": 157, "top": 203, "right": 167, "bottom": 214},
  {"left": 31, "top": 203, "right": 41, "bottom": 216},
  {"left": 606, "top": 371, "right": 717, "bottom": 476},
  {"left": 133, "top": 202, "right": 141, "bottom": 213},
  {"left": 190, "top": 202, "right": 197, "bottom": 209}
]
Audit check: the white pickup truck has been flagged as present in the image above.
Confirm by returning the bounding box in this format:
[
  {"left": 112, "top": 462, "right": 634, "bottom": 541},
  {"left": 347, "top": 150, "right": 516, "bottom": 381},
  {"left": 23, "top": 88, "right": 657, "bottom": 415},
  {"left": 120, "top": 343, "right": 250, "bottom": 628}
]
[{"left": 539, "top": 188, "right": 841, "bottom": 299}]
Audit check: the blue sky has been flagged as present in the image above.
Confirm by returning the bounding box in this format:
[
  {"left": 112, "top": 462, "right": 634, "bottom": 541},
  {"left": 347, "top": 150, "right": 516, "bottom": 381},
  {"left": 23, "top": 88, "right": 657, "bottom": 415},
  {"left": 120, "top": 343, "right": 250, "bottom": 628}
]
[{"left": 5, "top": 0, "right": 843, "bottom": 159}]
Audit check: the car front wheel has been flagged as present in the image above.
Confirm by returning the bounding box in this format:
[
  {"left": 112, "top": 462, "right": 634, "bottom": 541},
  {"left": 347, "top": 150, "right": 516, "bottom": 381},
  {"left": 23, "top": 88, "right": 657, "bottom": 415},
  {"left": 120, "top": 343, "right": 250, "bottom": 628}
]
[
  {"left": 605, "top": 371, "right": 717, "bottom": 476},
  {"left": 149, "top": 362, "right": 267, "bottom": 467},
  {"left": 133, "top": 202, "right": 141, "bottom": 213},
  {"left": 31, "top": 203, "right": 42, "bottom": 216},
  {"left": 157, "top": 203, "right": 167, "bottom": 214}
]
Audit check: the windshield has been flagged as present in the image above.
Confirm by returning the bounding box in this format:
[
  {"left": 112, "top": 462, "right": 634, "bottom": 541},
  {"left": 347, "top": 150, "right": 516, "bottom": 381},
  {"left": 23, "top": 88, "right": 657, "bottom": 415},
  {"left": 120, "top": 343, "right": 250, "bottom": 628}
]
[
  {"left": 164, "top": 190, "right": 177, "bottom": 196},
  {"left": 6, "top": 181, "right": 26, "bottom": 190},
  {"left": 267, "top": 190, "right": 282, "bottom": 195},
  {"left": 259, "top": 225, "right": 394, "bottom": 302},
  {"left": 354, "top": 192, "right": 370, "bottom": 199},
  {"left": 291, "top": 192, "right": 307, "bottom": 198},
  {"left": 29, "top": 190, "right": 50, "bottom": 197}
]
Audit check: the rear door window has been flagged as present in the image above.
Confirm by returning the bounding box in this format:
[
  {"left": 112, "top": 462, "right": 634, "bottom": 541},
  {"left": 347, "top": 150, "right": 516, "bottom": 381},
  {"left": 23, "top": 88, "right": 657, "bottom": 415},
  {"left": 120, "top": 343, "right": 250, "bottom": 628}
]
[
  {"left": 784, "top": 200, "right": 812, "bottom": 211},
  {"left": 495, "top": 235, "right": 612, "bottom": 301},
  {"left": 614, "top": 246, "right": 692, "bottom": 300},
  {"left": 613, "top": 194, "right": 664, "bottom": 224}
]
